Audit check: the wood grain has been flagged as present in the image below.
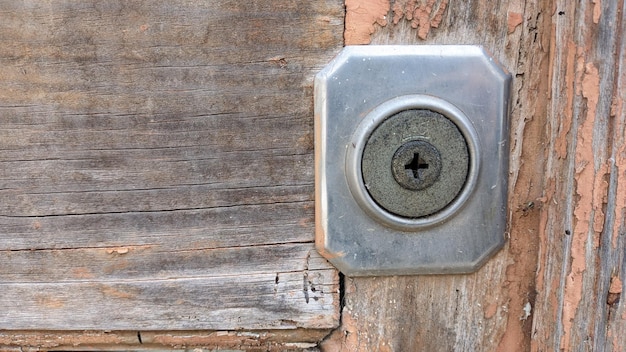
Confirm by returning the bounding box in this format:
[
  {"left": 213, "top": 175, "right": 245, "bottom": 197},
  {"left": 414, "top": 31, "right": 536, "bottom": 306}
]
[
  {"left": 0, "top": 329, "right": 328, "bottom": 351},
  {"left": 3, "top": 0, "right": 624, "bottom": 350},
  {"left": 322, "top": 0, "right": 626, "bottom": 351},
  {"left": 0, "top": 0, "right": 343, "bottom": 342},
  {"left": 0, "top": 261, "right": 337, "bottom": 330},
  {"left": 531, "top": 0, "right": 626, "bottom": 350},
  {"left": 321, "top": 0, "right": 553, "bottom": 351}
]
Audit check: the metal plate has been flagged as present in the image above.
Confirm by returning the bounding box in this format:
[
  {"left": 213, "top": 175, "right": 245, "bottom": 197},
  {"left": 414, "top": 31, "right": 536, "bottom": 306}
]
[{"left": 314, "top": 45, "right": 511, "bottom": 276}]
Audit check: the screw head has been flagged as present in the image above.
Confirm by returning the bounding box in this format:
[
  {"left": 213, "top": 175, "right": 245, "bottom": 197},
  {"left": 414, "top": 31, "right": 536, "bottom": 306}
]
[{"left": 391, "top": 140, "right": 442, "bottom": 190}]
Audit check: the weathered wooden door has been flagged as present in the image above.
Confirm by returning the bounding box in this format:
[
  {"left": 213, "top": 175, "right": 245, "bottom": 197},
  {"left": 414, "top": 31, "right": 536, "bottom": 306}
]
[{"left": 1, "top": 0, "right": 624, "bottom": 351}]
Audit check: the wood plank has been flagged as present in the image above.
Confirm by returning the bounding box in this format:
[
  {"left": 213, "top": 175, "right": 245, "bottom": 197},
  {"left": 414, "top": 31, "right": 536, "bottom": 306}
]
[
  {"left": 322, "top": 0, "right": 626, "bottom": 351},
  {"left": 321, "top": 0, "right": 552, "bottom": 350},
  {"left": 0, "top": 0, "right": 343, "bottom": 337},
  {"left": 0, "top": 330, "right": 328, "bottom": 352},
  {"left": 0, "top": 243, "right": 332, "bottom": 283},
  {"left": 0, "top": 268, "right": 338, "bottom": 330},
  {"left": 530, "top": 0, "right": 626, "bottom": 350},
  {"left": 1, "top": 201, "right": 316, "bottom": 251}
]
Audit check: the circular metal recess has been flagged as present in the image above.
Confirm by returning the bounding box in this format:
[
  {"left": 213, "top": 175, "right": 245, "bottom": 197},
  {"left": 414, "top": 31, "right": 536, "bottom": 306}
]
[
  {"left": 362, "top": 109, "right": 469, "bottom": 218},
  {"left": 346, "top": 95, "right": 481, "bottom": 230}
]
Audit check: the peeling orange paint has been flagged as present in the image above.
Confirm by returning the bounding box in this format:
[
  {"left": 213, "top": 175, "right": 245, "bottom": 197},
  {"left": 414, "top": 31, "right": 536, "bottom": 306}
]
[
  {"left": 611, "top": 95, "right": 625, "bottom": 249},
  {"left": 507, "top": 12, "right": 523, "bottom": 33},
  {"left": 592, "top": 0, "right": 602, "bottom": 24},
  {"left": 344, "top": 0, "right": 390, "bottom": 44},
  {"left": 391, "top": 0, "right": 448, "bottom": 40},
  {"left": 561, "top": 60, "right": 602, "bottom": 352},
  {"left": 534, "top": 178, "right": 554, "bottom": 296},
  {"left": 607, "top": 275, "right": 622, "bottom": 305},
  {"left": 581, "top": 62, "right": 606, "bottom": 241},
  {"left": 609, "top": 276, "right": 623, "bottom": 294},
  {"left": 592, "top": 161, "right": 609, "bottom": 240},
  {"left": 484, "top": 302, "right": 498, "bottom": 319}
]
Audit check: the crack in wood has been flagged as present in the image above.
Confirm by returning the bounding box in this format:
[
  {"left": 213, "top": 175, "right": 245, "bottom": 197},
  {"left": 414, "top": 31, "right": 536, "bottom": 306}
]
[
  {"left": 18, "top": 183, "right": 313, "bottom": 196},
  {"left": 0, "top": 268, "right": 337, "bottom": 286},
  {"left": 0, "top": 199, "right": 311, "bottom": 218}
]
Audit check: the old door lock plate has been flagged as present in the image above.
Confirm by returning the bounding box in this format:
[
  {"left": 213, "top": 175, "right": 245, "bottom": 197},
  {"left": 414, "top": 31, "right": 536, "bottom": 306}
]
[{"left": 315, "top": 46, "right": 511, "bottom": 276}]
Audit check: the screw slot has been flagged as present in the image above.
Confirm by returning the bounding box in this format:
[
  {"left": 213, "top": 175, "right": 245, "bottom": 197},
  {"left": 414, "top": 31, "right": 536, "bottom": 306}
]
[
  {"left": 392, "top": 140, "right": 442, "bottom": 190},
  {"left": 405, "top": 153, "right": 429, "bottom": 176}
]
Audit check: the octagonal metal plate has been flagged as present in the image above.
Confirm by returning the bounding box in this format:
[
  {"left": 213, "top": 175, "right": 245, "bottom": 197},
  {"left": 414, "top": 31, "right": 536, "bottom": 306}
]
[{"left": 314, "top": 45, "right": 511, "bottom": 276}]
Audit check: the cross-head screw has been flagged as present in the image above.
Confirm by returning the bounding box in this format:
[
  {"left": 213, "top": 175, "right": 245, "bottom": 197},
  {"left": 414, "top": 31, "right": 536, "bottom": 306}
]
[{"left": 391, "top": 140, "right": 442, "bottom": 190}]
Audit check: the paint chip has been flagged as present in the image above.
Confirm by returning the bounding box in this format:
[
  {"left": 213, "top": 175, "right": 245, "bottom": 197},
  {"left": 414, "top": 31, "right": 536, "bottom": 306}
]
[
  {"left": 391, "top": 0, "right": 449, "bottom": 40},
  {"left": 507, "top": 12, "right": 523, "bottom": 33},
  {"left": 345, "top": 0, "right": 390, "bottom": 44}
]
